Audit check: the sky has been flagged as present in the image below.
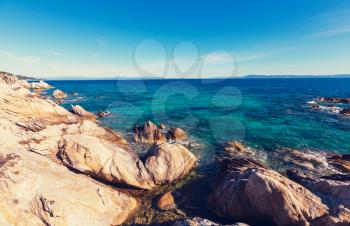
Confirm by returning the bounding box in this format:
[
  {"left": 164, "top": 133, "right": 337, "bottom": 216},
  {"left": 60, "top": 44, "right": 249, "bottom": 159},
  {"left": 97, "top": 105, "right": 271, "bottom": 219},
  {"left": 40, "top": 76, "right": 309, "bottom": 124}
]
[{"left": 1, "top": 0, "right": 350, "bottom": 78}]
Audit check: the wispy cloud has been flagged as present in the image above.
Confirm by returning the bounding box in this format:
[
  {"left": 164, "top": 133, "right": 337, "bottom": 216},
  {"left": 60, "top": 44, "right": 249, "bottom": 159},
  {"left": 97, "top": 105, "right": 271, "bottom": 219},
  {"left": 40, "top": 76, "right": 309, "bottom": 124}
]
[
  {"left": 0, "top": 50, "right": 41, "bottom": 64},
  {"left": 303, "top": 8, "right": 350, "bottom": 39},
  {"left": 96, "top": 37, "right": 109, "bottom": 46},
  {"left": 44, "top": 50, "right": 63, "bottom": 56}
]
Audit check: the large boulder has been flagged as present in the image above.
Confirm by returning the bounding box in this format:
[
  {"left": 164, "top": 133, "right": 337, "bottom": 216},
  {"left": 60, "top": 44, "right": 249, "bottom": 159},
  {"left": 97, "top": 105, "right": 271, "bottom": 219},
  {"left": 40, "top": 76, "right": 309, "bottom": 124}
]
[
  {"left": 145, "top": 142, "right": 197, "bottom": 185},
  {"left": 0, "top": 145, "right": 138, "bottom": 226},
  {"left": 208, "top": 158, "right": 329, "bottom": 226},
  {"left": 58, "top": 134, "right": 156, "bottom": 190},
  {"left": 53, "top": 89, "right": 67, "bottom": 99}
]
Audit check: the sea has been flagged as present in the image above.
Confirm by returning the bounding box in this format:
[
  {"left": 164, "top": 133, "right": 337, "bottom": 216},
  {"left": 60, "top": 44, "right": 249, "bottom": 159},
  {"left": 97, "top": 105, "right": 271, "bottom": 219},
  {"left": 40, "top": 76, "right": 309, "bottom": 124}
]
[{"left": 47, "top": 78, "right": 350, "bottom": 173}]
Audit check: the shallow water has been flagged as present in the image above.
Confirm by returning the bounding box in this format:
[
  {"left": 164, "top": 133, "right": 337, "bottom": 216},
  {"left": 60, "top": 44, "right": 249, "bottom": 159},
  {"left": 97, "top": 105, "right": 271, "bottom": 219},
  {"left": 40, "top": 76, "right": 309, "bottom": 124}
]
[{"left": 48, "top": 78, "right": 350, "bottom": 173}]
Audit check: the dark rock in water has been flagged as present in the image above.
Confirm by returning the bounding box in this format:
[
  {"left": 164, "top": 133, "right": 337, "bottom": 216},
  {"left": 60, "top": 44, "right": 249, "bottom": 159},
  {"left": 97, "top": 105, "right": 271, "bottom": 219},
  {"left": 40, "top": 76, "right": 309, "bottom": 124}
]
[
  {"left": 157, "top": 191, "right": 176, "bottom": 210},
  {"left": 340, "top": 108, "right": 350, "bottom": 116},
  {"left": 223, "top": 141, "right": 253, "bottom": 156},
  {"left": 98, "top": 111, "right": 112, "bottom": 117},
  {"left": 172, "top": 217, "right": 249, "bottom": 226},
  {"left": 208, "top": 157, "right": 328, "bottom": 226},
  {"left": 133, "top": 121, "right": 187, "bottom": 144},
  {"left": 55, "top": 99, "right": 64, "bottom": 104},
  {"left": 327, "top": 154, "right": 350, "bottom": 173},
  {"left": 318, "top": 97, "right": 350, "bottom": 104}
]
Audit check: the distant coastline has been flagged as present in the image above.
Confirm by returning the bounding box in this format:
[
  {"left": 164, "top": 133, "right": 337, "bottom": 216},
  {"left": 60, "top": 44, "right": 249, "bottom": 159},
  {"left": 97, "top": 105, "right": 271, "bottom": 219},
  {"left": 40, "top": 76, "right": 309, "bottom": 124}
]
[{"left": 42, "top": 74, "right": 350, "bottom": 81}]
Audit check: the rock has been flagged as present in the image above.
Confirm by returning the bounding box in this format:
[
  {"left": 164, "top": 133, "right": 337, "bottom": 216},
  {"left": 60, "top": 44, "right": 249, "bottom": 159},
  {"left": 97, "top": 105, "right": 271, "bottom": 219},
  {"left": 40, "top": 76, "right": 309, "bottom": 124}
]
[
  {"left": 98, "top": 111, "right": 112, "bottom": 117},
  {"left": 224, "top": 141, "right": 254, "bottom": 156},
  {"left": 287, "top": 169, "right": 350, "bottom": 208},
  {"left": 134, "top": 121, "right": 188, "bottom": 143},
  {"left": 157, "top": 191, "right": 176, "bottom": 210},
  {"left": 134, "top": 121, "right": 168, "bottom": 143},
  {"left": 208, "top": 158, "right": 329, "bottom": 226},
  {"left": 159, "top": 123, "right": 166, "bottom": 129},
  {"left": 71, "top": 105, "right": 96, "bottom": 120},
  {"left": 29, "top": 80, "right": 52, "bottom": 89},
  {"left": 314, "top": 205, "right": 350, "bottom": 226},
  {"left": 173, "top": 217, "right": 249, "bottom": 226},
  {"left": 0, "top": 145, "right": 138, "bottom": 226},
  {"left": 53, "top": 89, "right": 67, "bottom": 99},
  {"left": 58, "top": 134, "right": 156, "bottom": 190},
  {"left": 340, "top": 108, "right": 350, "bottom": 116},
  {"left": 169, "top": 127, "right": 187, "bottom": 140},
  {"left": 327, "top": 154, "right": 350, "bottom": 173},
  {"left": 145, "top": 142, "right": 197, "bottom": 185},
  {"left": 16, "top": 121, "right": 46, "bottom": 132},
  {"left": 318, "top": 97, "right": 350, "bottom": 104},
  {"left": 276, "top": 148, "right": 329, "bottom": 172}
]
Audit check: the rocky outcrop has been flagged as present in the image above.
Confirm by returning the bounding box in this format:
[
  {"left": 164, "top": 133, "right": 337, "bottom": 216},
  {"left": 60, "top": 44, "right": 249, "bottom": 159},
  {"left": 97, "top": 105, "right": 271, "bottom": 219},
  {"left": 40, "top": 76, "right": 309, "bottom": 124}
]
[
  {"left": 28, "top": 80, "right": 52, "bottom": 89},
  {"left": 145, "top": 142, "right": 197, "bottom": 185},
  {"left": 208, "top": 158, "right": 329, "bottom": 226},
  {"left": 53, "top": 89, "right": 67, "bottom": 99},
  {"left": 327, "top": 154, "right": 350, "bottom": 173},
  {"left": 318, "top": 97, "right": 350, "bottom": 104},
  {"left": 0, "top": 146, "right": 138, "bottom": 226},
  {"left": 71, "top": 104, "right": 96, "bottom": 120},
  {"left": 134, "top": 121, "right": 188, "bottom": 143},
  {"left": 58, "top": 134, "right": 156, "bottom": 190}
]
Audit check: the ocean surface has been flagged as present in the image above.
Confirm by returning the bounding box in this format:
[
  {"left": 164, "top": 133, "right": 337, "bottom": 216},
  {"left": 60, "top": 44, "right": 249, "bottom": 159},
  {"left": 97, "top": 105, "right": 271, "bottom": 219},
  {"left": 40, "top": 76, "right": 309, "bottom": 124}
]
[{"left": 47, "top": 78, "right": 350, "bottom": 172}]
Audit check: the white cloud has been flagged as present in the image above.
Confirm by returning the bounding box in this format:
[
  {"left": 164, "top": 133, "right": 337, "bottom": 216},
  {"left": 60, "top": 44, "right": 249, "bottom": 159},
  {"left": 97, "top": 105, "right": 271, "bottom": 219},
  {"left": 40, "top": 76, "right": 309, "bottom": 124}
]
[{"left": 303, "top": 26, "right": 350, "bottom": 39}]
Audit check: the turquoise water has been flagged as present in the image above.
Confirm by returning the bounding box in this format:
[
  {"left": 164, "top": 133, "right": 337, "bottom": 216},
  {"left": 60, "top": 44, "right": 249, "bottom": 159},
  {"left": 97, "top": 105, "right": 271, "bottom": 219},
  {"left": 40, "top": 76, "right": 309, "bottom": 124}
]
[{"left": 48, "top": 78, "right": 350, "bottom": 171}]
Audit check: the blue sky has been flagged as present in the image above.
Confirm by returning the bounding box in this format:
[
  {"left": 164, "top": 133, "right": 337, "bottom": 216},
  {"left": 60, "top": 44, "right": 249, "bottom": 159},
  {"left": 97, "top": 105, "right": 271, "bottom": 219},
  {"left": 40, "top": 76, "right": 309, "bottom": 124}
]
[{"left": 1, "top": 0, "right": 350, "bottom": 78}]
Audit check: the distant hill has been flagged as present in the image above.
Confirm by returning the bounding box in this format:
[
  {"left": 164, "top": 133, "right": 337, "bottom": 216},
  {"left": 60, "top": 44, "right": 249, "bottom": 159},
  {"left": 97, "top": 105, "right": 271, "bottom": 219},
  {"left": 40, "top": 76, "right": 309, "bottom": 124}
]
[
  {"left": 242, "top": 74, "right": 350, "bottom": 79},
  {"left": 0, "top": 71, "right": 36, "bottom": 80}
]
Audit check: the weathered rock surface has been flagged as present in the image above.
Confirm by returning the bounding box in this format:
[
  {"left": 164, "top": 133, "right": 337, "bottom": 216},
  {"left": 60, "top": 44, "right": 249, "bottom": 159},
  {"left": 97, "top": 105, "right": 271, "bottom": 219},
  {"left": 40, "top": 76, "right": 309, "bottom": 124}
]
[
  {"left": 98, "top": 111, "right": 112, "bottom": 117},
  {"left": 224, "top": 141, "right": 254, "bottom": 156},
  {"left": 0, "top": 145, "right": 138, "bottom": 226},
  {"left": 71, "top": 104, "right": 96, "bottom": 120},
  {"left": 208, "top": 158, "right": 329, "bottom": 226},
  {"left": 58, "top": 134, "right": 156, "bottom": 190},
  {"left": 29, "top": 80, "right": 52, "bottom": 89},
  {"left": 157, "top": 191, "right": 176, "bottom": 210},
  {"left": 0, "top": 71, "right": 199, "bottom": 224},
  {"left": 134, "top": 121, "right": 188, "bottom": 143},
  {"left": 145, "top": 142, "right": 197, "bottom": 185},
  {"left": 53, "top": 89, "right": 67, "bottom": 99}
]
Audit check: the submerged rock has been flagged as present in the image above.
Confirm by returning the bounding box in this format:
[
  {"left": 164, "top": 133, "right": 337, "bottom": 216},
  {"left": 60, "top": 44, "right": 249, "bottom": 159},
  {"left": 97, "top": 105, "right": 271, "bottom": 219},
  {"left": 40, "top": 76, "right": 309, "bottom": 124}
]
[
  {"left": 208, "top": 157, "right": 329, "bottom": 226},
  {"left": 98, "top": 111, "right": 112, "bottom": 117},
  {"left": 53, "top": 89, "right": 67, "bottom": 99}
]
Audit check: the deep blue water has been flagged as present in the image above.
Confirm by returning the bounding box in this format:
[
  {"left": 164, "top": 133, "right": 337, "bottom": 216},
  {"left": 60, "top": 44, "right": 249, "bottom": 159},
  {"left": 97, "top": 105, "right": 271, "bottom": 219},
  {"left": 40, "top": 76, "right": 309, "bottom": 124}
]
[{"left": 47, "top": 78, "right": 350, "bottom": 170}]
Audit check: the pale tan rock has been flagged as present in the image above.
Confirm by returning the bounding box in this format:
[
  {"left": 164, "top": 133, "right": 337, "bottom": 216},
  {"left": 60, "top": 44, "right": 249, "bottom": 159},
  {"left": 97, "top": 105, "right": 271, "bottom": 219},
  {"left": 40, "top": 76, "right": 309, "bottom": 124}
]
[
  {"left": 71, "top": 104, "right": 96, "bottom": 120},
  {"left": 29, "top": 80, "right": 52, "bottom": 89},
  {"left": 134, "top": 121, "right": 168, "bottom": 143},
  {"left": 58, "top": 134, "right": 156, "bottom": 190},
  {"left": 53, "top": 89, "right": 67, "bottom": 99},
  {"left": 208, "top": 158, "right": 329, "bottom": 226},
  {"left": 145, "top": 142, "right": 197, "bottom": 185},
  {"left": 157, "top": 191, "right": 176, "bottom": 210},
  {"left": 0, "top": 144, "right": 138, "bottom": 226},
  {"left": 169, "top": 127, "right": 187, "bottom": 140}
]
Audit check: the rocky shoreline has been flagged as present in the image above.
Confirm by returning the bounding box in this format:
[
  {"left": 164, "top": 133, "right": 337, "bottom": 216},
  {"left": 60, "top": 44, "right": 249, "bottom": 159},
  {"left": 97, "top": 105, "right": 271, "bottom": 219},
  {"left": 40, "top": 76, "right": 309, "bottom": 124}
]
[{"left": 1, "top": 71, "right": 350, "bottom": 226}]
